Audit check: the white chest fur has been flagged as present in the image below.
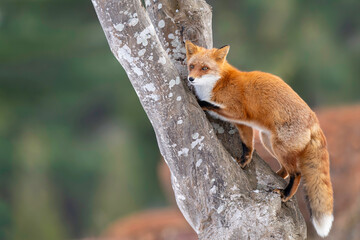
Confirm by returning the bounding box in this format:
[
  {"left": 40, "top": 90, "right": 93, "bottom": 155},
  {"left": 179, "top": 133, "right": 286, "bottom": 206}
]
[{"left": 192, "top": 74, "right": 221, "bottom": 101}]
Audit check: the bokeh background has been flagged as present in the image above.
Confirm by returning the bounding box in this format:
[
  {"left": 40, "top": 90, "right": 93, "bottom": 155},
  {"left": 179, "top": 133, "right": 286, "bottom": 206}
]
[{"left": 0, "top": 0, "right": 359, "bottom": 239}]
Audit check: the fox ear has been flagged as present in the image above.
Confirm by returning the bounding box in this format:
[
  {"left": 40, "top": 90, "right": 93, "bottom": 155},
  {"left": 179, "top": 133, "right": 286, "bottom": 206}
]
[
  {"left": 185, "top": 40, "right": 199, "bottom": 59},
  {"left": 214, "top": 45, "right": 230, "bottom": 62}
]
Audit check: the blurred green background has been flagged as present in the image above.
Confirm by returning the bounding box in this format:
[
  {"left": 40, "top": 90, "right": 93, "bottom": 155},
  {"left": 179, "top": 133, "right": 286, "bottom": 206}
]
[{"left": 0, "top": 0, "right": 359, "bottom": 239}]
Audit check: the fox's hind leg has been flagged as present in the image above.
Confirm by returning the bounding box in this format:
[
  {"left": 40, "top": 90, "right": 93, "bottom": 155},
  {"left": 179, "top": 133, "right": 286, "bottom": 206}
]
[
  {"left": 272, "top": 141, "right": 301, "bottom": 201},
  {"left": 259, "top": 131, "right": 275, "bottom": 157},
  {"left": 274, "top": 172, "right": 301, "bottom": 202},
  {"left": 273, "top": 159, "right": 301, "bottom": 201},
  {"left": 276, "top": 166, "right": 289, "bottom": 179},
  {"left": 259, "top": 131, "right": 289, "bottom": 179}
]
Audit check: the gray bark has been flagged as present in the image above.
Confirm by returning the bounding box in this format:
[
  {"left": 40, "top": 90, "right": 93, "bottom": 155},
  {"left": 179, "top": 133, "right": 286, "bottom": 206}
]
[{"left": 92, "top": 0, "right": 307, "bottom": 239}]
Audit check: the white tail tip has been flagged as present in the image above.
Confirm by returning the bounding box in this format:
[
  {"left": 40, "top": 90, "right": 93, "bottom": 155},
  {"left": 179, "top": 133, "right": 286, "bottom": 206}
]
[{"left": 312, "top": 214, "right": 334, "bottom": 237}]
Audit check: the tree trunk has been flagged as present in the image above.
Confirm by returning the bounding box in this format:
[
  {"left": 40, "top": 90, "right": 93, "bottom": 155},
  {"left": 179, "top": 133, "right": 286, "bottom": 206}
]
[{"left": 92, "top": 0, "right": 307, "bottom": 239}]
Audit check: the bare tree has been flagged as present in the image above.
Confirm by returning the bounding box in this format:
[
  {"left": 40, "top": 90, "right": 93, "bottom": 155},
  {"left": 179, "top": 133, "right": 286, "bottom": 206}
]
[{"left": 92, "top": 0, "right": 307, "bottom": 239}]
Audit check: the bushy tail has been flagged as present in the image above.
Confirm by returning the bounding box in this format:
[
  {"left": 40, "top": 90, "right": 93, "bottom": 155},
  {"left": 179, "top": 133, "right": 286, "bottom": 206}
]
[{"left": 300, "top": 125, "right": 334, "bottom": 237}]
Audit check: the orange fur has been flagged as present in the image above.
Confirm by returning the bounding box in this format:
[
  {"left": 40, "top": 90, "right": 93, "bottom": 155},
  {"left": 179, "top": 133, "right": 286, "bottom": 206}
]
[{"left": 185, "top": 41, "right": 334, "bottom": 237}]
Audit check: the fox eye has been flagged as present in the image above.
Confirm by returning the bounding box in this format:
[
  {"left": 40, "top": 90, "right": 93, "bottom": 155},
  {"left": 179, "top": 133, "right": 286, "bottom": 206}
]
[
  {"left": 202, "top": 66, "right": 209, "bottom": 71},
  {"left": 190, "top": 65, "right": 195, "bottom": 69}
]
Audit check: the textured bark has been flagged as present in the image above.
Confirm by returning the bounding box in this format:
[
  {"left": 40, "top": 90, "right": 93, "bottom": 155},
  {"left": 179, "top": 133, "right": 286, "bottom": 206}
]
[{"left": 92, "top": 0, "right": 307, "bottom": 239}]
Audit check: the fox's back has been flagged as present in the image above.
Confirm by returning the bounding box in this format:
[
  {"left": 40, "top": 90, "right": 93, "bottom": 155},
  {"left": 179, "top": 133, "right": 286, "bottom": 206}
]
[{"left": 230, "top": 71, "right": 318, "bottom": 133}]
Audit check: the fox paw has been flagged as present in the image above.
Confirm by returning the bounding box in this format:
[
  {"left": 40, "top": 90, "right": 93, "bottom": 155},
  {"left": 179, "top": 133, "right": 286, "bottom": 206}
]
[
  {"left": 273, "top": 189, "right": 291, "bottom": 202},
  {"left": 236, "top": 153, "right": 252, "bottom": 168}
]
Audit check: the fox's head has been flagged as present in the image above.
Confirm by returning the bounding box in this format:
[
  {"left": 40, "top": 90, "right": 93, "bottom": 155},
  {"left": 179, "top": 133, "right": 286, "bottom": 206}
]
[{"left": 185, "top": 40, "right": 230, "bottom": 86}]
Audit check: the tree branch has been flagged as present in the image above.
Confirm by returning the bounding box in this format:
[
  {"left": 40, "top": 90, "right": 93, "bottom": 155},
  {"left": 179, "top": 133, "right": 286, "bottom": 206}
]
[{"left": 92, "top": 0, "right": 306, "bottom": 239}]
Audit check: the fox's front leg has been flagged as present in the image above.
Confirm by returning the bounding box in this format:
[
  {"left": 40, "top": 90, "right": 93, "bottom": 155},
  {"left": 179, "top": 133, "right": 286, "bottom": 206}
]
[
  {"left": 198, "top": 100, "right": 220, "bottom": 111},
  {"left": 235, "top": 124, "right": 254, "bottom": 168},
  {"left": 197, "top": 100, "right": 231, "bottom": 118},
  {"left": 197, "top": 100, "right": 254, "bottom": 168}
]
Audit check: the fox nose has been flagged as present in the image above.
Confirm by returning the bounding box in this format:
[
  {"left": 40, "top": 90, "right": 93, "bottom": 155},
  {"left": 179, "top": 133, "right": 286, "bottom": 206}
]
[{"left": 188, "top": 77, "right": 194, "bottom": 82}]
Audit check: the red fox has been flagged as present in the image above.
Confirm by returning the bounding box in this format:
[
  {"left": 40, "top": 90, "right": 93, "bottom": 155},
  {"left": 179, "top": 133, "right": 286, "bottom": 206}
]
[{"left": 185, "top": 40, "right": 334, "bottom": 237}]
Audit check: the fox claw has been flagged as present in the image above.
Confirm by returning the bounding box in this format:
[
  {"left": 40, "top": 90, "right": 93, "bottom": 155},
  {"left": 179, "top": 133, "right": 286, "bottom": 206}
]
[
  {"left": 236, "top": 154, "right": 252, "bottom": 168},
  {"left": 273, "top": 189, "right": 291, "bottom": 202}
]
